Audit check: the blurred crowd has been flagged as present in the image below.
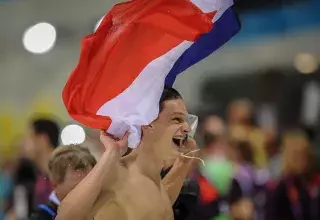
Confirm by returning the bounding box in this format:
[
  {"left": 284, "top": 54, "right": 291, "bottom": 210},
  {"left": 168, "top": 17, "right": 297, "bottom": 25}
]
[
  {"left": 170, "top": 99, "right": 320, "bottom": 220},
  {"left": 0, "top": 98, "right": 319, "bottom": 220}
]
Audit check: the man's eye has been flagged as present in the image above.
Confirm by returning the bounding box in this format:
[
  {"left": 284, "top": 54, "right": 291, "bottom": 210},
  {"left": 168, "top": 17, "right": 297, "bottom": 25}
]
[
  {"left": 172, "top": 117, "right": 181, "bottom": 123},
  {"left": 173, "top": 117, "right": 185, "bottom": 123}
]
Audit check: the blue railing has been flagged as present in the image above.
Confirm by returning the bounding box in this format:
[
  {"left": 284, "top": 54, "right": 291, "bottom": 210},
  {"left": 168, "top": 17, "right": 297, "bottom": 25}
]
[{"left": 231, "top": 0, "right": 320, "bottom": 43}]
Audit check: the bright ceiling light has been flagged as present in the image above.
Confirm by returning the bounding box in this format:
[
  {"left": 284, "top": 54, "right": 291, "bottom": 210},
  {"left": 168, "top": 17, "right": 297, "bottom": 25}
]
[
  {"left": 94, "top": 16, "right": 104, "bottom": 32},
  {"left": 23, "top": 22, "right": 57, "bottom": 54},
  {"left": 61, "top": 124, "right": 86, "bottom": 145},
  {"left": 294, "top": 53, "right": 318, "bottom": 74}
]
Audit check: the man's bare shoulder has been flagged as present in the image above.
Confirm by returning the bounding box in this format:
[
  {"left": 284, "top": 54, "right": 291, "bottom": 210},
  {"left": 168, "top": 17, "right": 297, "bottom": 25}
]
[
  {"left": 90, "top": 169, "right": 173, "bottom": 220},
  {"left": 89, "top": 191, "right": 125, "bottom": 220},
  {"left": 88, "top": 161, "right": 129, "bottom": 218}
]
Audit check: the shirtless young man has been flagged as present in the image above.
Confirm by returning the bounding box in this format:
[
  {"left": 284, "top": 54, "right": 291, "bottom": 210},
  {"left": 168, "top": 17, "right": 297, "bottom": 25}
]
[{"left": 56, "top": 87, "right": 198, "bottom": 220}]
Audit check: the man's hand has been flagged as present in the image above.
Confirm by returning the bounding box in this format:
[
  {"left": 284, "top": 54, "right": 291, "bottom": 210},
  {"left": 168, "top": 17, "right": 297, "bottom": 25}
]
[
  {"left": 179, "top": 137, "right": 200, "bottom": 165},
  {"left": 100, "top": 131, "right": 129, "bottom": 155}
]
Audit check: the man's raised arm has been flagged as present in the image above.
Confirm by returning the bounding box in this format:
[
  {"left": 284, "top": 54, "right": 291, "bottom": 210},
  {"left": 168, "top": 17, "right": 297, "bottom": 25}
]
[{"left": 55, "top": 132, "right": 128, "bottom": 220}]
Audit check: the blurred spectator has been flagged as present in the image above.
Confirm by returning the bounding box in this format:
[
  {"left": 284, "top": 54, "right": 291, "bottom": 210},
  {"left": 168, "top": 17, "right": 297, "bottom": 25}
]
[
  {"left": 265, "top": 133, "right": 282, "bottom": 181},
  {"left": 10, "top": 118, "right": 60, "bottom": 219},
  {"left": 231, "top": 140, "right": 270, "bottom": 220},
  {"left": 230, "top": 198, "right": 255, "bottom": 220},
  {"left": 29, "top": 145, "right": 96, "bottom": 220},
  {"left": 201, "top": 115, "right": 229, "bottom": 157},
  {"left": 231, "top": 140, "right": 257, "bottom": 197},
  {"left": 267, "top": 129, "right": 320, "bottom": 220},
  {"left": 25, "top": 118, "right": 60, "bottom": 207},
  {"left": 12, "top": 137, "right": 37, "bottom": 218},
  {"left": 202, "top": 115, "right": 226, "bottom": 138},
  {"left": 227, "top": 99, "right": 268, "bottom": 168},
  {"left": 192, "top": 156, "right": 242, "bottom": 219},
  {"left": 0, "top": 160, "right": 14, "bottom": 220},
  {"left": 188, "top": 121, "right": 243, "bottom": 220}
]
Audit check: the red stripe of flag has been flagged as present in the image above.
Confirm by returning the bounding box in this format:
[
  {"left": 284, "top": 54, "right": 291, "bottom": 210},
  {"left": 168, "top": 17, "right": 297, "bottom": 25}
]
[{"left": 63, "top": 0, "right": 214, "bottom": 130}]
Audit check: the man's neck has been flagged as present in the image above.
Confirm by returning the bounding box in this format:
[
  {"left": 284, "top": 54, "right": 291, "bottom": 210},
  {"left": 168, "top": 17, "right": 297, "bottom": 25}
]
[{"left": 133, "top": 142, "right": 164, "bottom": 184}]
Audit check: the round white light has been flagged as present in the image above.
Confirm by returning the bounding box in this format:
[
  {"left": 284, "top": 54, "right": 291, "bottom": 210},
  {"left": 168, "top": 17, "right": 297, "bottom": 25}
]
[
  {"left": 94, "top": 16, "right": 104, "bottom": 32},
  {"left": 61, "top": 124, "right": 86, "bottom": 145},
  {"left": 23, "top": 22, "right": 57, "bottom": 54},
  {"left": 294, "top": 53, "right": 318, "bottom": 74}
]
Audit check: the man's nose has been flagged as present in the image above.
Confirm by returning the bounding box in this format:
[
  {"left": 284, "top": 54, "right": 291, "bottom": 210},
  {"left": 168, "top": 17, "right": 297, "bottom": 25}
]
[{"left": 182, "top": 122, "right": 191, "bottom": 134}]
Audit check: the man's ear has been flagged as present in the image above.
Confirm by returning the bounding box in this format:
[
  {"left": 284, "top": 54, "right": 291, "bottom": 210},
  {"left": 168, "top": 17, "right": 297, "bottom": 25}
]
[
  {"left": 141, "top": 124, "right": 153, "bottom": 139},
  {"left": 142, "top": 124, "right": 153, "bottom": 131}
]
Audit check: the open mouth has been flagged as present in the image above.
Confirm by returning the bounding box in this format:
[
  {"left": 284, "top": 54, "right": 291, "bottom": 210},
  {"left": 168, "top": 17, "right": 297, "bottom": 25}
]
[{"left": 172, "top": 135, "right": 188, "bottom": 150}]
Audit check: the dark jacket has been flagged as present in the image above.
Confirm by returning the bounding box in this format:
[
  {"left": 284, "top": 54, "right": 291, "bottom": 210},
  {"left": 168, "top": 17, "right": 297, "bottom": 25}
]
[
  {"left": 189, "top": 175, "right": 242, "bottom": 220},
  {"left": 266, "top": 175, "right": 320, "bottom": 220},
  {"left": 29, "top": 201, "right": 58, "bottom": 220},
  {"left": 161, "top": 168, "right": 199, "bottom": 220},
  {"left": 161, "top": 168, "right": 242, "bottom": 220},
  {"left": 14, "top": 158, "right": 37, "bottom": 216}
]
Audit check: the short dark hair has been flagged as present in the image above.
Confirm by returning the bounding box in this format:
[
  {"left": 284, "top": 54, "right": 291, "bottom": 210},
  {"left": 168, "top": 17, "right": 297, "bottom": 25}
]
[
  {"left": 231, "top": 140, "right": 254, "bottom": 164},
  {"left": 31, "top": 118, "right": 60, "bottom": 148},
  {"left": 159, "top": 86, "right": 182, "bottom": 112}
]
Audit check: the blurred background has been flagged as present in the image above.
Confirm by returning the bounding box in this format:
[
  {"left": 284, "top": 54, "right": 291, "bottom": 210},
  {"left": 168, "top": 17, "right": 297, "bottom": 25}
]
[{"left": 1, "top": 0, "right": 320, "bottom": 219}]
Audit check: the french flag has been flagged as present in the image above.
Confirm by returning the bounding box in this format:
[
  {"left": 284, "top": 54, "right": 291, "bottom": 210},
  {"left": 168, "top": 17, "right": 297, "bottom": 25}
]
[{"left": 62, "top": 0, "right": 240, "bottom": 147}]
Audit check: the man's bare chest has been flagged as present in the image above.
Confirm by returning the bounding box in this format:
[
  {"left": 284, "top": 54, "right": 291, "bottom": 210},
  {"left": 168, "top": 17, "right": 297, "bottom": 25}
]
[{"left": 93, "top": 176, "right": 173, "bottom": 220}]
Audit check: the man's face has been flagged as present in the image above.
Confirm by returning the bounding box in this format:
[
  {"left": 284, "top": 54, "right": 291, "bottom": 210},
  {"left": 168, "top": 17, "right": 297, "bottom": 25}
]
[
  {"left": 148, "top": 99, "right": 191, "bottom": 159},
  {"left": 55, "top": 166, "right": 93, "bottom": 200},
  {"left": 22, "top": 128, "right": 38, "bottom": 160},
  {"left": 284, "top": 138, "right": 309, "bottom": 175},
  {"left": 229, "top": 101, "right": 252, "bottom": 125},
  {"left": 203, "top": 116, "right": 225, "bottom": 136}
]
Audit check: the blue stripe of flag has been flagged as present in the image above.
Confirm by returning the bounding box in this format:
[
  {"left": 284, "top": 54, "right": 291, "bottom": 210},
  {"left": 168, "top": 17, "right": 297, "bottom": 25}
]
[{"left": 165, "top": 7, "right": 241, "bottom": 86}]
